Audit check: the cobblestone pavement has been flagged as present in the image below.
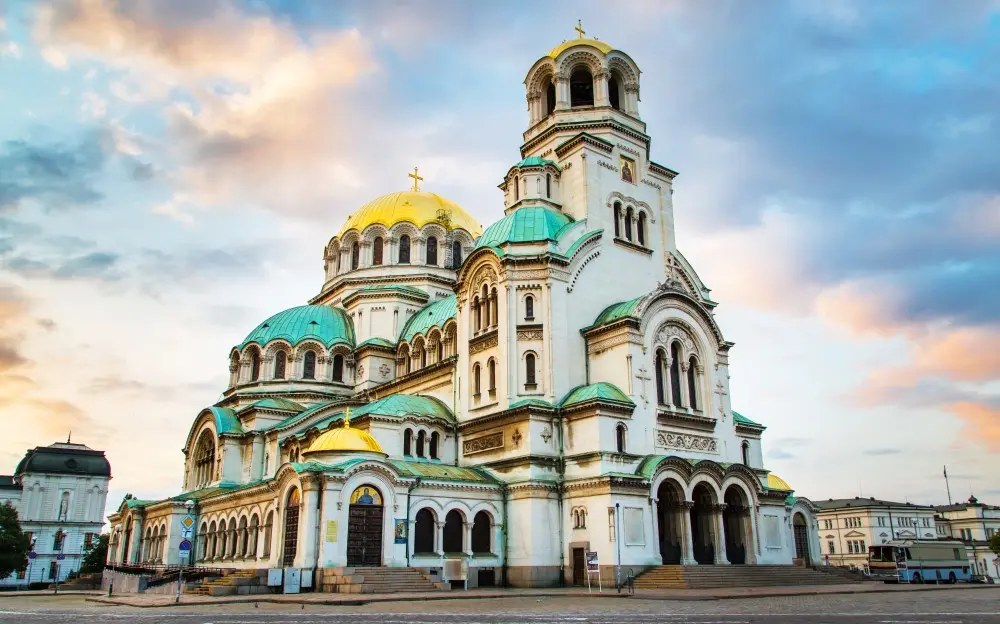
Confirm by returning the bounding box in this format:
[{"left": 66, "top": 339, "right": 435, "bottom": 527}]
[{"left": 1, "top": 589, "right": 999, "bottom": 623}]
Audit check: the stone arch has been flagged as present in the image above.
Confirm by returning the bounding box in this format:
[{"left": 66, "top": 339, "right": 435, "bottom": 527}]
[
  {"left": 442, "top": 507, "right": 467, "bottom": 554},
  {"left": 559, "top": 50, "right": 604, "bottom": 75},
  {"left": 361, "top": 223, "right": 389, "bottom": 243},
  {"left": 413, "top": 506, "right": 437, "bottom": 554},
  {"left": 653, "top": 475, "right": 686, "bottom": 564}
]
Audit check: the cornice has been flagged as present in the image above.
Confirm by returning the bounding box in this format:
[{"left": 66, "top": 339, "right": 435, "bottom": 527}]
[
  {"left": 523, "top": 119, "right": 651, "bottom": 159},
  {"left": 312, "top": 273, "right": 457, "bottom": 306},
  {"left": 657, "top": 409, "right": 718, "bottom": 433},
  {"left": 362, "top": 355, "right": 456, "bottom": 397},
  {"left": 457, "top": 403, "right": 558, "bottom": 435}
]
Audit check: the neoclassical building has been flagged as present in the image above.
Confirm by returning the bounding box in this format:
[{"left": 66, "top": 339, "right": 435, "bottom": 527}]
[{"left": 107, "top": 28, "right": 819, "bottom": 588}]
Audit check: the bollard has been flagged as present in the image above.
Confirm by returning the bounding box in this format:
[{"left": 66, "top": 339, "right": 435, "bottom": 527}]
[{"left": 108, "top": 581, "right": 113, "bottom": 598}]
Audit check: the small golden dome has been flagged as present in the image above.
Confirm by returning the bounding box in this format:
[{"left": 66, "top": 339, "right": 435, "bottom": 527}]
[
  {"left": 548, "top": 38, "right": 614, "bottom": 59},
  {"left": 306, "top": 419, "right": 384, "bottom": 454},
  {"left": 767, "top": 473, "right": 793, "bottom": 491},
  {"left": 337, "top": 191, "right": 482, "bottom": 238}
]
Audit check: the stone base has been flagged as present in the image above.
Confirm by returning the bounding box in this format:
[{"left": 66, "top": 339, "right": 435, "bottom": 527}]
[{"left": 504, "top": 566, "right": 562, "bottom": 588}]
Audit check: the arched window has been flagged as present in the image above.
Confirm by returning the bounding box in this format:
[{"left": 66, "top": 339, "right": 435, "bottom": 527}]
[
  {"left": 250, "top": 350, "right": 261, "bottom": 381},
  {"left": 273, "top": 351, "right": 287, "bottom": 379},
  {"left": 525, "top": 353, "right": 537, "bottom": 388},
  {"left": 570, "top": 67, "right": 594, "bottom": 107},
  {"left": 654, "top": 349, "right": 665, "bottom": 405},
  {"left": 209, "top": 521, "right": 218, "bottom": 559},
  {"left": 351, "top": 242, "right": 359, "bottom": 270},
  {"left": 426, "top": 236, "right": 438, "bottom": 266},
  {"left": 249, "top": 514, "right": 259, "bottom": 559},
  {"left": 545, "top": 173, "right": 552, "bottom": 198},
  {"left": 403, "top": 429, "right": 412, "bottom": 456},
  {"left": 473, "top": 363, "right": 481, "bottom": 396},
  {"left": 262, "top": 511, "right": 273, "bottom": 558},
  {"left": 525, "top": 295, "right": 534, "bottom": 321},
  {"left": 302, "top": 351, "right": 316, "bottom": 379},
  {"left": 742, "top": 441, "right": 751, "bottom": 466},
  {"left": 399, "top": 235, "right": 411, "bottom": 264},
  {"left": 416, "top": 430, "right": 426, "bottom": 458},
  {"left": 669, "top": 343, "right": 682, "bottom": 406},
  {"left": 491, "top": 287, "right": 498, "bottom": 327},
  {"left": 616, "top": 423, "right": 627, "bottom": 453},
  {"left": 194, "top": 430, "right": 215, "bottom": 488},
  {"left": 372, "top": 237, "right": 383, "bottom": 265},
  {"left": 472, "top": 297, "right": 480, "bottom": 333},
  {"left": 332, "top": 354, "right": 344, "bottom": 382},
  {"left": 452, "top": 240, "right": 463, "bottom": 268},
  {"left": 414, "top": 509, "right": 435, "bottom": 553},
  {"left": 443, "top": 510, "right": 464, "bottom": 553},
  {"left": 609, "top": 75, "right": 621, "bottom": 110},
  {"left": 199, "top": 522, "right": 208, "bottom": 561},
  {"left": 471, "top": 511, "right": 491, "bottom": 554},
  {"left": 613, "top": 202, "right": 622, "bottom": 238},
  {"left": 625, "top": 207, "right": 634, "bottom": 241},
  {"left": 419, "top": 345, "right": 427, "bottom": 368},
  {"left": 238, "top": 516, "right": 248, "bottom": 558},
  {"left": 430, "top": 431, "right": 439, "bottom": 459},
  {"left": 487, "top": 358, "right": 496, "bottom": 392},
  {"left": 545, "top": 79, "right": 556, "bottom": 116},
  {"left": 437, "top": 341, "right": 443, "bottom": 361},
  {"left": 513, "top": 176, "right": 519, "bottom": 201},
  {"left": 482, "top": 285, "right": 490, "bottom": 328},
  {"left": 638, "top": 212, "right": 646, "bottom": 246},
  {"left": 687, "top": 356, "right": 699, "bottom": 410}
]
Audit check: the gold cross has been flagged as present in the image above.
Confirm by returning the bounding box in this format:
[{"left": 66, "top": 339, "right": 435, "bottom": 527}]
[
  {"left": 344, "top": 407, "right": 351, "bottom": 427},
  {"left": 575, "top": 20, "right": 586, "bottom": 39},
  {"left": 408, "top": 166, "right": 424, "bottom": 192}
]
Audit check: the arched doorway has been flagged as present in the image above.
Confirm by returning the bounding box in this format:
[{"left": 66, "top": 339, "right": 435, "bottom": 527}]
[
  {"left": 413, "top": 508, "right": 435, "bottom": 554},
  {"left": 122, "top": 524, "right": 132, "bottom": 564},
  {"left": 793, "top": 512, "right": 811, "bottom": 565},
  {"left": 282, "top": 488, "right": 300, "bottom": 566},
  {"left": 656, "top": 480, "right": 684, "bottom": 564},
  {"left": 723, "top": 486, "right": 750, "bottom": 565},
  {"left": 690, "top": 483, "right": 717, "bottom": 565},
  {"left": 347, "top": 485, "right": 384, "bottom": 566},
  {"left": 442, "top": 510, "right": 465, "bottom": 554}
]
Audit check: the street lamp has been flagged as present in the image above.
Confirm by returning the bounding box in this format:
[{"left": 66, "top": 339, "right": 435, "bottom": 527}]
[
  {"left": 176, "top": 500, "right": 195, "bottom": 604},
  {"left": 26, "top": 535, "right": 37, "bottom": 586}
]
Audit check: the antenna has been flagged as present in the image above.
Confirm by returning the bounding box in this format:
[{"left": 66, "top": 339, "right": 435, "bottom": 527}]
[
  {"left": 67, "top": 431, "right": 71, "bottom": 444},
  {"left": 943, "top": 465, "right": 953, "bottom": 505}
]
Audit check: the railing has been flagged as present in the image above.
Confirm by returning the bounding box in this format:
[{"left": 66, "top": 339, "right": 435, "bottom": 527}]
[{"left": 617, "top": 569, "right": 635, "bottom": 595}]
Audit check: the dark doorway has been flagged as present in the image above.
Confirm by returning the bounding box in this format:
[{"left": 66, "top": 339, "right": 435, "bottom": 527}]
[
  {"left": 471, "top": 511, "right": 491, "bottom": 554},
  {"left": 347, "top": 486, "right": 384, "bottom": 567},
  {"left": 282, "top": 488, "right": 300, "bottom": 566},
  {"left": 656, "top": 480, "right": 684, "bottom": 564},
  {"left": 572, "top": 547, "right": 586, "bottom": 585},
  {"left": 723, "top": 486, "right": 749, "bottom": 565},
  {"left": 122, "top": 526, "right": 132, "bottom": 564},
  {"left": 570, "top": 68, "right": 594, "bottom": 107},
  {"left": 793, "top": 513, "right": 810, "bottom": 564},
  {"left": 443, "top": 510, "right": 464, "bottom": 554},
  {"left": 413, "top": 508, "right": 435, "bottom": 554},
  {"left": 690, "top": 483, "right": 716, "bottom": 565}
]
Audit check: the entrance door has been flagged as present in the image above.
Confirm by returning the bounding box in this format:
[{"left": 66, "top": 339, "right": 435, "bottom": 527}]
[
  {"left": 282, "top": 488, "right": 300, "bottom": 566},
  {"left": 690, "top": 483, "right": 716, "bottom": 565},
  {"left": 793, "top": 513, "right": 810, "bottom": 564},
  {"left": 347, "top": 485, "right": 384, "bottom": 567},
  {"left": 572, "top": 548, "right": 585, "bottom": 585}
]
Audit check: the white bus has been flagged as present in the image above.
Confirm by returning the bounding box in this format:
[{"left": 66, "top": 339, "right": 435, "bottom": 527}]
[{"left": 868, "top": 539, "right": 972, "bottom": 584}]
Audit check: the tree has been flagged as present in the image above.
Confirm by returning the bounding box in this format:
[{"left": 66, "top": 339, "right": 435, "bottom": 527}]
[
  {"left": 80, "top": 533, "right": 110, "bottom": 573},
  {"left": 989, "top": 532, "right": 1000, "bottom": 558},
  {"left": 0, "top": 502, "right": 29, "bottom": 579}
]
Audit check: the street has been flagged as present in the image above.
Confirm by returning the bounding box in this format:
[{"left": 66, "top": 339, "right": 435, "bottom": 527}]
[{"left": 1, "top": 589, "right": 998, "bottom": 623}]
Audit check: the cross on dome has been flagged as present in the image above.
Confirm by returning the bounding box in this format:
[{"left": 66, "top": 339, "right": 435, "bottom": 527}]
[
  {"left": 344, "top": 407, "right": 352, "bottom": 428},
  {"left": 575, "top": 19, "right": 586, "bottom": 39},
  {"left": 408, "top": 167, "right": 424, "bottom": 192}
]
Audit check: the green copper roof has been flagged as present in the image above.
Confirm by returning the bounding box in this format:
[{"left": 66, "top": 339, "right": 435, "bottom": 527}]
[
  {"left": 389, "top": 460, "right": 497, "bottom": 484},
  {"left": 635, "top": 455, "right": 669, "bottom": 479},
  {"left": 240, "top": 305, "right": 355, "bottom": 349},
  {"left": 562, "top": 229, "right": 603, "bottom": 259},
  {"left": 475, "top": 207, "right": 574, "bottom": 249},
  {"left": 242, "top": 398, "right": 305, "bottom": 413},
  {"left": 513, "top": 156, "right": 560, "bottom": 170},
  {"left": 560, "top": 382, "right": 634, "bottom": 407},
  {"left": 209, "top": 407, "right": 243, "bottom": 435},
  {"left": 264, "top": 400, "right": 338, "bottom": 433},
  {"left": 509, "top": 398, "right": 555, "bottom": 410},
  {"left": 733, "top": 411, "right": 766, "bottom": 429},
  {"left": 284, "top": 395, "right": 456, "bottom": 442},
  {"left": 399, "top": 296, "right": 456, "bottom": 343},
  {"left": 357, "top": 337, "right": 396, "bottom": 349},
  {"left": 589, "top": 297, "right": 643, "bottom": 329},
  {"left": 349, "top": 285, "right": 428, "bottom": 299}
]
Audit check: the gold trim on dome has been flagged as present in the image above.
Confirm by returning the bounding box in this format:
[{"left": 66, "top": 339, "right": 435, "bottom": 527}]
[
  {"left": 766, "top": 473, "right": 792, "bottom": 491},
  {"left": 548, "top": 37, "right": 614, "bottom": 59},
  {"left": 337, "top": 191, "right": 483, "bottom": 237}
]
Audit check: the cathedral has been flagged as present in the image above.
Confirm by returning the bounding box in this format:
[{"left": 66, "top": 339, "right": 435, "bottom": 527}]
[{"left": 107, "top": 28, "right": 820, "bottom": 589}]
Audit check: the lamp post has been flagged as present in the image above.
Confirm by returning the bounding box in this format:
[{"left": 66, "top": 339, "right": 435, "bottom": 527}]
[
  {"left": 615, "top": 503, "right": 622, "bottom": 589},
  {"left": 26, "top": 536, "right": 37, "bottom": 587},
  {"left": 176, "top": 500, "right": 195, "bottom": 604}
]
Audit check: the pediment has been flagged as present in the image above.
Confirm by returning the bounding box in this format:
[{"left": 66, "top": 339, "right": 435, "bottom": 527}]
[{"left": 844, "top": 530, "right": 865, "bottom": 538}]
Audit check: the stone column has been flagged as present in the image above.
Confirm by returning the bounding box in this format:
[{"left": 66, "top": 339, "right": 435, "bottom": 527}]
[
  {"left": 714, "top": 504, "right": 730, "bottom": 565},
  {"left": 679, "top": 361, "right": 690, "bottom": 410},
  {"left": 651, "top": 498, "right": 661, "bottom": 562},
  {"left": 681, "top": 502, "right": 696, "bottom": 564},
  {"left": 593, "top": 70, "right": 609, "bottom": 107},
  {"left": 464, "top": 521, "right": 473, "bottom": 556},
  {"left": 664, "top": 357, "right": 675, "bottom": 410},
  {"left": 555, "top": 75, "right": 570, "bottom": 110},
  {"left": 435, "top": 521, "right": 445, "bottom": 555},
  {"left": 298, "top": 480, "right": 321, "bottom": 569}
]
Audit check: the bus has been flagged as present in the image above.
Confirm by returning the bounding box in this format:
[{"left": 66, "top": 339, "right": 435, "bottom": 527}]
[{"left": 868, "top": 539, "right": 972, "bottom": 584}]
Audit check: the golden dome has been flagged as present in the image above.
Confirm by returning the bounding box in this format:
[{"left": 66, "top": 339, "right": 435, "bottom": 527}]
[
  {"left": 337, "top": 191, "right": 483, "bottom": 238},
  {"left": 767, "top": 473, "right": 793, "bottom": 491},
  {"left": 306, "top": 419, "right": 384, "bottom": 455},
  {"left": 548, "top": 38, "right": 614, "bottom": 59}
]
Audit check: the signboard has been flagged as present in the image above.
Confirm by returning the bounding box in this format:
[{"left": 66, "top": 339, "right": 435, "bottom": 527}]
[
  {"left": 56, "top": 553, "right": 65, "bottom": 561},
  {"left": 325, "top": 520, "right": 338, "bottom": 543},
  {"left": 178, "top": 539, "right": 192, "bottom": 551},
  {"left": 181, "top": 515, "right": 195, "bottom": 530},
  {"left": 394, "top": 518, "right": 407, "bottom": 544},
  {"left": 283, "top": 567, "right": 301, "bottom": 594},
  {"left": 585, "top": 551, "right": 601, "bottom": 593},
  {"left": 267, "top": 569, "right": 283, "bottom": 587},
  {"left": 27, "top": 552, "right": 36, "bottom": 560},
  {"left": 178, "top": 550, "right": 189, "bottom": 561}
]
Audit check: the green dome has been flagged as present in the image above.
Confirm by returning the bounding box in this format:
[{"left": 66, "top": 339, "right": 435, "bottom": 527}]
[
  {"left": 399, "top": 295, "right": 456, "bottom": 343},
  {"left": 240, "top": 305, "right": 355, "bottom": 349},
  {"left": 476, "top": 207, "right": 574, "bottom": 249}
]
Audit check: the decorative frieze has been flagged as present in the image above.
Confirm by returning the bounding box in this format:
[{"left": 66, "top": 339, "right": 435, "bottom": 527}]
[
  {"left": 463, "top": 431, "right": 504, "bottom": 456},
  {"left": 469, "top": 331, "right": 498, "bottom": 354},
  {"left": 655, "top": 431, "right": 719, "bottom": 454},
  {"left": 517, "top": 325, "right": 544, "bottom": 340},
  {"left": 598, "top": 159, "right": 619, "bottom": 173}
]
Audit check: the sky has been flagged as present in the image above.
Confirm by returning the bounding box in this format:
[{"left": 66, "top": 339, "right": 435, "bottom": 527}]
[{"left": 0, "top": 0, "right": 998, "bottom": 522}]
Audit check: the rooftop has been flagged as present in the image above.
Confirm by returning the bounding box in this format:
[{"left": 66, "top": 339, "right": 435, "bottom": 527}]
[{"left": 815, "top": 497, "right": 934, "bottom": 510}]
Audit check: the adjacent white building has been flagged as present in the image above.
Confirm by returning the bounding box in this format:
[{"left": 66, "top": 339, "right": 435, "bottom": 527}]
[
  {"left": 0, "top": 441, "right": 111, "bottom": 586},
  {"left": 935, "top": 496, "right": 1000, "bottom": 578},
  {"left": 106, "top": 28, "right": 820, "bottom": 588},
  {"left": 814, "top": 497, "right": 940, "bottom": 569}
]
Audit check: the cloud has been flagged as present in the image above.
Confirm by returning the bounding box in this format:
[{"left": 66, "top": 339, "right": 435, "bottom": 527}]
[
  {"left": 862, "top": 448, "right": 902, "bottom": 456},
  {"left": 0, "top": 130, "right": 110, "bottom": 211},
  {"left": 3, "top": 250, "right": 123, "bottom": 281}
]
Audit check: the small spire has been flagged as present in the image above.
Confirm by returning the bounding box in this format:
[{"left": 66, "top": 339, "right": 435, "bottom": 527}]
[
  {"left": 575, "top": 19, "right": 586, "bottom": 39},
  {"left": 343, "top": 407, "right": 352, "bottom": 428},
  {"left": 67, "top": 431, "right": 71, "bottom": 444},
  {"left": 408, "top": 166, "right": 424, "bottom": 192}
]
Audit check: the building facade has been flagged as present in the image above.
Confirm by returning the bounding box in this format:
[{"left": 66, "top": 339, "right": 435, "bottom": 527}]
[
  {"left": 935, "top": 497, "right": 1000, "bottom": 578},
  {"left": 815, "top": 498, "right": 939, "bottom": 570},
  {"left": 106, "top": 29, "right": 820, "bottom": 588},
  {"left": 0, "top": 441, "right": 111, "bottom": 587}
]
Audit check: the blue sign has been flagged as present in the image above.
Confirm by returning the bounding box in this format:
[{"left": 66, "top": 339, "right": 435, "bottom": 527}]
[
  {"left": 27, "top": 552, "right": 36, "bottom": 560},
  {"left": 178, "top": 539, "right": 192, "bottom": 551},
  {"left": 56, "top": 553, "right": 65, "bottom": 561}
]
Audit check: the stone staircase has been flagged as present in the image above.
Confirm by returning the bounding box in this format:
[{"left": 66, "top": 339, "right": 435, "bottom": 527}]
[
  {"left": 634, "top": 565, "right": 859, "bottom": 590},
  {"left": 320, "top": 567, "right": 448, "bottom": 594},
  {"left": 185, "top": 569, "right": 270, "bottom": 596}
]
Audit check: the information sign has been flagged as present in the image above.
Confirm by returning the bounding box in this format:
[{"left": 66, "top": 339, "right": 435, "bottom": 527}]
[
  {"left": 178, "top": 539, "right": 192, "bottom": 551},
  {"left": 585, "top": 551, "right": 601, "bottom": 593},
  {"left": 27, "top": 552, "right": 36, "bottom": 560}
]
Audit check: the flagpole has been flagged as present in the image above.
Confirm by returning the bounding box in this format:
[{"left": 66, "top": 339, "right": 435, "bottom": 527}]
[{"left": 944, "top": 466, "right": 953, "bottom": 506}]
